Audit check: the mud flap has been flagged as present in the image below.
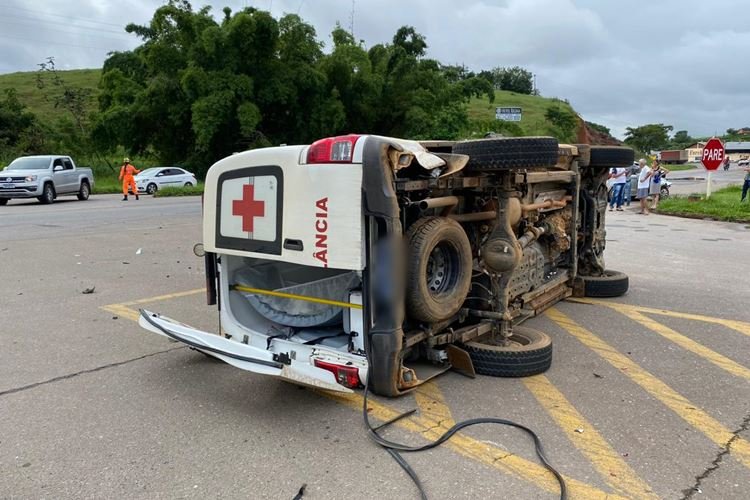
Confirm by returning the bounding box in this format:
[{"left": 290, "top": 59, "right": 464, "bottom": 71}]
[
  {"left": 138, "top": 309, "right": 352, "bottom": 393},
  {"left": 446, "top": 345, "right": 476, "bottom": 378}
]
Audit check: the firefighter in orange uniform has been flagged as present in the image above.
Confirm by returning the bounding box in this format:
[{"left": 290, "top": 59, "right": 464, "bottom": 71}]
[{"left": 119, "top": 157, "right": 140, "bottom": 201}]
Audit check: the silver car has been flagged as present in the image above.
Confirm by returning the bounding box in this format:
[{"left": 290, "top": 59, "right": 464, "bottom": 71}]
[{"left": 135, "top": 167, "right": 198, "bottom": 195}]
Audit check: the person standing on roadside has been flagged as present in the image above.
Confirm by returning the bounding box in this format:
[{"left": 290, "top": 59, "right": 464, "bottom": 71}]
[
  {"left": 741, "top": 164, "right": 750, "bottom": 202},
  {"left": 623, "top": 162, "right": 637, "bottom": 206},
  {"left": 637, "top": 159, "right": 652, "bottom": 214},
  {"left": 119, "top": 157, "right": 140, "bottom": 202},
  {"left": 609, "top": 166, "right": 627, "bottom": 211},
  {"left": 649, "top": 159, "right": 669, "bottom": 210}
]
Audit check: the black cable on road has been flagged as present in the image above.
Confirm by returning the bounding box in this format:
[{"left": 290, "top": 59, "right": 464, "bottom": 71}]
[{"left": 361, "top": 377, "right": 567, "bottom": 500}]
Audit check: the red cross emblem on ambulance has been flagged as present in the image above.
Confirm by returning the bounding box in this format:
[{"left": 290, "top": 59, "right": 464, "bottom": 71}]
[{"left": 220, "top": 176, "right": 278, "bottom": 241}]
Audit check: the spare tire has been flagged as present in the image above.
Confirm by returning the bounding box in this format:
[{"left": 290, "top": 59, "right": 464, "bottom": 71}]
[
  {"left": 576, "top": 270, "right": 629, "bottom": 297},
  {"left": 453, "top": 137, "right": 559, "bottom": 170},
  {"left": 589, "top": 146, "right": 634, "bottom": 169},
  {"left": 462, "top": 326, "right": 552, "bottom": 377},
  {"left": 405, "top": 217, "right": 472, "bottom": 323}
]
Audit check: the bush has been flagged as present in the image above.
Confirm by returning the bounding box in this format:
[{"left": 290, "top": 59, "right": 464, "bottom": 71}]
[{"left": 154, "top": 184, "right": 204, "bottom": 197}]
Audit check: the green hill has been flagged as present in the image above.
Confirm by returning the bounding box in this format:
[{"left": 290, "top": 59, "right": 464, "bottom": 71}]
[
  {"left": 0, "top": 68, "right": 101, "bottom": 119},
  {"left": 467, "top": 90, "right": 580, "bottom": 141}
]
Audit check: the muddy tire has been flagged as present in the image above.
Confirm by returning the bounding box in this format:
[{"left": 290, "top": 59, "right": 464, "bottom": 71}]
[
  {"left": 589, "top": 146, "right": 634, "bottom": 169},
  {"left": 453, "top": 137, "right": 559, "bottom": 170},
  {"left": 577, "top": 270, "right": 629, "bottom": 297},
  {"left": 574, "top": 144, "right": 591, "bottom": 167},
  {"left": 405, "top": 217, "right": 472, "bottom": 323},
  {"left": 462, "top": 326, "right": 553, "bottom": 377}
]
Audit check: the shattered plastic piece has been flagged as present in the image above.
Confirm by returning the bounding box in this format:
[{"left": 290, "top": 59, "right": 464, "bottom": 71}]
[
  {"left": 136, "top": 248, "right": 142, "bottom": 255},
  {"left": 574, "top": 428, "right": 584, "bottom": 434},
  {"left": 82, "top": 287, "right": 95, "bottom": 294}
]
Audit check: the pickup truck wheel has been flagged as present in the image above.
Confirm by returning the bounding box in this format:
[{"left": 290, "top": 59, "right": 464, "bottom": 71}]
[
  {"left": 588, "top": 146, "right": 634, "bottom": 169},
  {"left": 38, "top": 183, "right": 55, "bottom": 204},
  {"left": 0, "top": 198, "right": 8, "bottom": 206},
  {"left": 462, "top": 326, "right": 553, "bottom": 377},
  {"left": 146, "top": 183, "right": 158, "bottom": 195},
  {"left": 576, "top": 270, "right": 629, "bottom": 297},
  {"left": 453, "top": 137, "right": 559, "bottom": 170},
  {"left": 77, "top": 181, "right": 90, "bottom": 200},
  {"left": 406, "top": 217, "right": 473, "bottom": 323}
]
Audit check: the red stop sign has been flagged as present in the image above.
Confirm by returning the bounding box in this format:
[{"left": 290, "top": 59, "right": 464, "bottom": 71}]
[{"left": 701, "top": 138, "right": 725, "bottom": 170}]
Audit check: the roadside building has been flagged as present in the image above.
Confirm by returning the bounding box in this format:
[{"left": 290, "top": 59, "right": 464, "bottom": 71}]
[
  {"left": 725, "top": 142, "right": 750, "bottom": 161},
  {"left": 685, "top": 142, "right": 706, "bottom": 163}
]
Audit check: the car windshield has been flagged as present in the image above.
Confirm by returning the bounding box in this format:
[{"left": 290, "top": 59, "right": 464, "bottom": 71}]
[
  {"left": 137, "top": 168, "right": 160, "bottom": 176},
  {"left": 6, "top": 157, "right": 51, "bottom": 170}
]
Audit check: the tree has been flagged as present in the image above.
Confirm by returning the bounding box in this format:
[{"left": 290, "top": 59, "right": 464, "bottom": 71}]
[
  {"left": 669, "top": 130, "right": 693, "bottom": 149},
  {"left": 0, "top": 89, "right": 45, "bottom": 154},
  {"left": 586, "top": 121, "right": 610, "bottom": 136},
  {"left": 94, "top": 3, "right": 486, "bottom": 174},
  {"left": 487, "top": 66, "right": 534, "bottom": 94},
  {"left": 545, "top": 106, "right": 578, "bottom": 142},
  {"left": 623, "top": 123, "right": 673, "bottom": 153}
]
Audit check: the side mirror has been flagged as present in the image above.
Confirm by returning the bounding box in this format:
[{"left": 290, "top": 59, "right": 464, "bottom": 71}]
[{"left": 53, "top": 165, "right": 63, "bottom": 172}]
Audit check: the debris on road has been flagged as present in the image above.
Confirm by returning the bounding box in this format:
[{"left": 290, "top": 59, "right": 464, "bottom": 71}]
[
  {"left": 575, "top": 428, "right": 585, "bottom": 434},
  {"left": 82, "top": 287, "right": 96, "bottom": 294},
  {"left": 136, "top": 248, "right": 142, "bottom": 255}
]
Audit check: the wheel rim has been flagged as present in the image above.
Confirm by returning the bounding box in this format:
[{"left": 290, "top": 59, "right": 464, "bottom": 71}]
[
  {"left": 425, "top": 242, "right": 458, "bottom": 298},
  {"left": 82, "top": 184, "right": 89, "bottom": 197},
  {"left": 147, "top": 184, "right": 156, "bottom": 194},
  {"left": 185, "top": 182, "right": 192, "bottom": 187},
  {"left": 45, "top": 186, "right": 53, "bottom": 200}
]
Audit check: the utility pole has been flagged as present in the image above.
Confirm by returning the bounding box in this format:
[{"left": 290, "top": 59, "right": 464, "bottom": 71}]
[{"left": 350, "top": 0, "right": 355, "bottom": 37}]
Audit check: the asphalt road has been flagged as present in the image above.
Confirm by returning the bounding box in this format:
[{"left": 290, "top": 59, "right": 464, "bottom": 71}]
[
  {"left": 2, "top": 194, "right": 750, "bottom": 499},
  {"left": 666, "top": 164, "right": 747, "bottom": 196}
]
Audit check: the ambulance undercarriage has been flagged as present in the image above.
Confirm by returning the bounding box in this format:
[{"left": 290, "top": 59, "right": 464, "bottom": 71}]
[{"left": 140, "top": 135, "right": 633, "bottom": 396}]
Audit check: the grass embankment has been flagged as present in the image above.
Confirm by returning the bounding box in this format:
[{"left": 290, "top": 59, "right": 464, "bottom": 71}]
[
  {"left": 467, "top": 90, "right": 579, "bottom": 140},
  {"left": 154, "top": 184, "right": 204, "bottom": 197},
  {"left": 665, "top": 163, "right": 699, "bottom": 172},
  {"left": 657, "top": 185, "right": 750, "bottom": 223},
  {"left": 0, "top": 69, "right": 101, "bottom": 119}
]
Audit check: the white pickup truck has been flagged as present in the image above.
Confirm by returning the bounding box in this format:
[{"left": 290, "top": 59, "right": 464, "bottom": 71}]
[{"left": 0, "top": 155, "right": 94, "bottom": 205}]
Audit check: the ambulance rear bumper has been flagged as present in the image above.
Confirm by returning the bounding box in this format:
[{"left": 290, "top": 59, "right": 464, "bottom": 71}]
[{"left": 138, "top": 309, "right": 353, "bottom": 393}]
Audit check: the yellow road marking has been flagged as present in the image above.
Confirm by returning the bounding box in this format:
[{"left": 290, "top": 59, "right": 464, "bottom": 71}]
[
  {"left": 546, "top": 307, "right": 750, "bottom": 470},
  {"left": 100, "top": 303, "right": 140, "bottom": 322},
  {"left": 120, "top": 288, "right": 206, "bottom": 306},
  {"left": 413, "top": 381, "right": 456, "bottom": 429},
  {"left": 524, "top": 375, "right": 656, "bottom": 499},
  {"left": 100, "top": 290, "right": 623, "bottom": 496},
  {"left": 619, "top": 309, "right": 750, "bottom": 381},
  {"left": 569, "top": 297, "right": 750, "bottom": 338},
  {"left": 323, "top": 390, "right": 624, "bottom": 499},
  {"left": 232, "top": 285, "right": 363, "bottom": 310}
]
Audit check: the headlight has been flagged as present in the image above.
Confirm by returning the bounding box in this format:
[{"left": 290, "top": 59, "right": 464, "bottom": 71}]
[{"left": 25, "top": 175, "right": 37, "bottom": 182}]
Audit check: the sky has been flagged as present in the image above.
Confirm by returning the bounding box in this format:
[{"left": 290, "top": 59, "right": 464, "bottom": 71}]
[{"left": 1, "top": 0, "right": 749, "bottom": 139}]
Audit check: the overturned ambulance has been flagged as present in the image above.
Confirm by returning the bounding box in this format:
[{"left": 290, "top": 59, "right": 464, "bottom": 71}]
[{"left": 139, "top": 135, "right": 633, "bottom": 396}]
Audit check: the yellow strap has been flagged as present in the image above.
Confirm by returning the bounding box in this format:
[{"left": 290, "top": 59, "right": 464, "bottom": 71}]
[{"left": 231, "top": 284, "right": 363, "bottom": 310}]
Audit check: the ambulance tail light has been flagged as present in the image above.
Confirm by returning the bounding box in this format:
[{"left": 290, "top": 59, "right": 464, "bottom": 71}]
[
  {"left": 307, "top": 134, "right": 361, "bottom": 164},
  {"left": 313, "top": 359, "right": 361, "bottom": 388}
]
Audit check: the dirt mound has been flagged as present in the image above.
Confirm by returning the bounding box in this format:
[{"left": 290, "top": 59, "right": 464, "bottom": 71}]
[{"left": 575, "top": 118, "right": 621, "bottom": 145}]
